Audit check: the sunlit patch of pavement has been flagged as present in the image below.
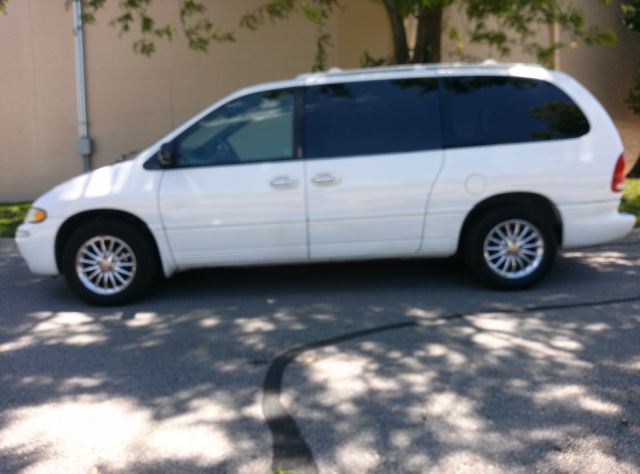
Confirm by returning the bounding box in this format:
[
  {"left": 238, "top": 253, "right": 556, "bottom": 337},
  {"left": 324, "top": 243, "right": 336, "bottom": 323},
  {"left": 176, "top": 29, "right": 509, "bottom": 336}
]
[
  {"left": 283, "top": 304, "right": 640, "bottom": 473},
  {"left": 0, "top": 230, "right": 638, "bottom": 473}
]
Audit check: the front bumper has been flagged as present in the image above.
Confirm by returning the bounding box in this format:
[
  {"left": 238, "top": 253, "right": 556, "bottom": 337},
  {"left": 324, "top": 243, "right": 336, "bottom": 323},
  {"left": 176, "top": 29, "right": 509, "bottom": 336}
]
[{"left": 15, "top": 217, "right": 64, "bottom": 275}]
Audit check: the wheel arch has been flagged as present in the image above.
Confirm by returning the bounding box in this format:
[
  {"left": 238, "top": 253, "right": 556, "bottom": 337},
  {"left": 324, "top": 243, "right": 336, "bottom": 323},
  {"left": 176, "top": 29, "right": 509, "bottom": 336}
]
[
  {"left": 457, "top": 192, "right": 563, "bottom": 253},
  {"left": 55, "top": 209, "right": 163, "bottom": 274}
]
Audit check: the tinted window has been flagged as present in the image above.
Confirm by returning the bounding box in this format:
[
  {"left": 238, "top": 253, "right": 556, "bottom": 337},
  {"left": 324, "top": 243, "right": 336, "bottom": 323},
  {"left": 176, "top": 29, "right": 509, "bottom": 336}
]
[
  {"left": 303, "top": 78, "right": 441, "bottom": 158},
  {"left": 441, "top": 76, "right": 589, "bottom": 148},
  {"left": 174, "top": 89, "right": 294, "bottom": 167}
]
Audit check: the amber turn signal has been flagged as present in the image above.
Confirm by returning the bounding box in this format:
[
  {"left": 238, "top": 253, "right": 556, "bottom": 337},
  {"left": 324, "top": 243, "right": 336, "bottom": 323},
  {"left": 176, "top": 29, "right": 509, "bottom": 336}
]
[{"left": 25, "top": 207, "right": 47, "bottom": 224}]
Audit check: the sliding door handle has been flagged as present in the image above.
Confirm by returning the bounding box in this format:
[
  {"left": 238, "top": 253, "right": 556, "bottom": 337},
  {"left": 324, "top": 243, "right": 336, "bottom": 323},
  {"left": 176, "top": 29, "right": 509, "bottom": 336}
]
[{"left": 311, "top": 173, "right": 340, "bottom": 186}]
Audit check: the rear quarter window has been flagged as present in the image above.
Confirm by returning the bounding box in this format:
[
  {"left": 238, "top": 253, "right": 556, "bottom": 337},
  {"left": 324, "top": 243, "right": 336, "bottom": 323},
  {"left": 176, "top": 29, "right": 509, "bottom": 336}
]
[{"left": 441, "top": 76, "right": 590, "bottom": 148}]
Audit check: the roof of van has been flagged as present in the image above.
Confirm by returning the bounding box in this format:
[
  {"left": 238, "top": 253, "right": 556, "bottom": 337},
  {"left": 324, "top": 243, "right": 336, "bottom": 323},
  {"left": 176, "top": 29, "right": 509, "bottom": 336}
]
[{"left": 231, "top": 61, "right": 558, "bottom": 99}]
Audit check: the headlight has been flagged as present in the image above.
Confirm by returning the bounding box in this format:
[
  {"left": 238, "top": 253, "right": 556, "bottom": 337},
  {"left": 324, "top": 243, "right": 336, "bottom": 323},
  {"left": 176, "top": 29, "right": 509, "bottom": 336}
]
[{"left": 25, "top": 207, "right": 47, "bottom": 224}]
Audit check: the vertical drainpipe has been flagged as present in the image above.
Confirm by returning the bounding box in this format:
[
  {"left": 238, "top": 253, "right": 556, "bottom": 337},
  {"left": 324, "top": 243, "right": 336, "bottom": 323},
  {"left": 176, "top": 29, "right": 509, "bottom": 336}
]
[{"left": 72, "top": 0, "right": 93, "bottom": 172}]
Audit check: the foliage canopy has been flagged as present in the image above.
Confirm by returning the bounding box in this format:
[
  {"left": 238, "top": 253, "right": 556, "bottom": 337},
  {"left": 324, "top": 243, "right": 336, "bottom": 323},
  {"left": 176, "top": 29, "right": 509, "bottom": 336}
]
[{"left": 0, "top": 0, "right": 617, "bottom": 71}]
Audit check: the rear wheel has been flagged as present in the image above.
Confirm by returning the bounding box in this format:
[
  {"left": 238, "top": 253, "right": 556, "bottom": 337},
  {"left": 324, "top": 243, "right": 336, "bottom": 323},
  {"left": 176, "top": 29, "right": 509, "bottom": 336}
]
[
  {"left": 61, "top": 219, "right": 158, "bottom": 305},
  {"left": 463, "top": 207, "right": 557, "bottom": 289}
]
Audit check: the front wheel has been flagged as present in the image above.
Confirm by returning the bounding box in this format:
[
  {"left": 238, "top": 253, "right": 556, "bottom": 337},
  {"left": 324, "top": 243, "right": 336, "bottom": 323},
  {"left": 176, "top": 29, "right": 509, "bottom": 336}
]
[
  {"left": 463, "top": 207, "right": 557, "bottom": 290},
  {"left": 61, "top": 219, "right": 158, "bottom": 305}
]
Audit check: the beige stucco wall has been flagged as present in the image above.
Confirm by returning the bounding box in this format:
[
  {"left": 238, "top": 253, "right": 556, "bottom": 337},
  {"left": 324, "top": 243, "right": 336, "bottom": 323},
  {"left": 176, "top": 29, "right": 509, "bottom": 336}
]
[
  {"left": 81, "top": 0, "right": 341, "bottom": 174},
  {"left": 0, "top": 0, "right": 637, "bottom": 202},
  {"left": 80, "top": 0, "right": 392, "bottom": 178},
  {"left": 0, "top": 0, "right": 391, "bottom": 202},
  {"left": 0, "top": 1, "right": 78, "bottom": 203}
]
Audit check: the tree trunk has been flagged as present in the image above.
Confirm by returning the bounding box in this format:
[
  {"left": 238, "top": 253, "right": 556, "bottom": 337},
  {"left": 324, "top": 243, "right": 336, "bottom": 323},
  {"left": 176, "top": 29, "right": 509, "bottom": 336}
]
[
  {"left": 383, "top": 1, "right": 410, "bottom": 64},
  {"left": 413, "top": 5, "right": 443, "bottom": 63}
]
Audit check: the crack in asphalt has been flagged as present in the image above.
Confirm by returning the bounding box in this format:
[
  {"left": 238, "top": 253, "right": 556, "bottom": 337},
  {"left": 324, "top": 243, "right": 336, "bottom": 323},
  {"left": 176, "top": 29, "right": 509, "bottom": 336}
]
[{"left": 262, "top": 294, "right": 640, "bottom": 473}]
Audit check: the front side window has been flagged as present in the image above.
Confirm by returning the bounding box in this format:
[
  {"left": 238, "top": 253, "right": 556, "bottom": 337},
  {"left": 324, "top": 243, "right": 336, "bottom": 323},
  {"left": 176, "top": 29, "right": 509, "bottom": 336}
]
[
  {"left": 174, "top": 89, "right": 294, "bottom": 167},
  {"left": 441, "top": 76, "right": 590, "bottom": 148},
  {"left": 303, "top": 78, "right": 441, "bottom": 159}
]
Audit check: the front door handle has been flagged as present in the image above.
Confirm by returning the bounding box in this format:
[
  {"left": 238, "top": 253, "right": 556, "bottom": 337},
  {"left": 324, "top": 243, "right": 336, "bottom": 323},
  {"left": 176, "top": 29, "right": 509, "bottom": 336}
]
[
  {"left": 270, "top": 176, "right": 298, "bottom": 189},
  {"left": 311, "top": 173, "right": 340, "bottom": 186}
]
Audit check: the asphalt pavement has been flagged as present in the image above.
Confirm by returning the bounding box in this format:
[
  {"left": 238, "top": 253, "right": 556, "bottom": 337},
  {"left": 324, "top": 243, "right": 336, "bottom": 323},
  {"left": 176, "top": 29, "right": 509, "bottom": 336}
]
[{"left": 1, "top": 231, "right": 639, "bottom": 473}]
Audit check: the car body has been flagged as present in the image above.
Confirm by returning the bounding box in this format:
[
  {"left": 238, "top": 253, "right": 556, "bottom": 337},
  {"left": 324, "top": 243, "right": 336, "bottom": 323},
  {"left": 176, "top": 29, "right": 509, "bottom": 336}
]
[{"left": 15, "top": 62, "right": 635, "bottom": 304}]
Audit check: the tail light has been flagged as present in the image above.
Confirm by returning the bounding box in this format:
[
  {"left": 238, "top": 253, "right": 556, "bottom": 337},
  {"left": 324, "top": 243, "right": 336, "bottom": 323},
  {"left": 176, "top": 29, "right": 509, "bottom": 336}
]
[{"left": 611, "top": 154, "right": 625, "bottom": 192}]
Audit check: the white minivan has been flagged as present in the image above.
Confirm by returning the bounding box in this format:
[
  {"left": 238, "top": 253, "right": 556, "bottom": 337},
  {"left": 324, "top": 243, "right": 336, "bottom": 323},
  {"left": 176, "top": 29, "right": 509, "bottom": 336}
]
[{"left": 16, "top": 63, "right": 635, "bottom": 304}]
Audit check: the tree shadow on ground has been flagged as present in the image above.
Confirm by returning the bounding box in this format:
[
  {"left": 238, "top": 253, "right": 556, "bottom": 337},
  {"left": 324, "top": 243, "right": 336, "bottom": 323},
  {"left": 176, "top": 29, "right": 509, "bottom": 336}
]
[{"left": 0, "top": 235, "right": 638, "bottom": 472}]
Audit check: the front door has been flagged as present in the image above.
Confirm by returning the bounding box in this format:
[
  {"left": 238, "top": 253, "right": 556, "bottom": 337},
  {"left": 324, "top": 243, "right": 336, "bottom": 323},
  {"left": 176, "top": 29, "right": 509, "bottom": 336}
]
[{"left": 159, "top": 88, "right": 306, "bottom": 268}]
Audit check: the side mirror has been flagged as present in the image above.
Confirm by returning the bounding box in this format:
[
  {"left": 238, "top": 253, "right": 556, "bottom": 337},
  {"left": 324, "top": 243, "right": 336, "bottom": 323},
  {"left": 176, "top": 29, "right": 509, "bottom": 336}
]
[{"left": 158, "top": 142, "right": 175, "bottom": 167}]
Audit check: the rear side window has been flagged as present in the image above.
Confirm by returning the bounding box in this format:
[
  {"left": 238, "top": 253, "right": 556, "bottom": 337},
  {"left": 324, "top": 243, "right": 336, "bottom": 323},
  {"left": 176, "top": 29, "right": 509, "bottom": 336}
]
[
  {"left": 440, "top": 76, "right": 590, "bottom": 148},
  {"left": 303, "top": 78, "right": 441, "bottom": 159}
]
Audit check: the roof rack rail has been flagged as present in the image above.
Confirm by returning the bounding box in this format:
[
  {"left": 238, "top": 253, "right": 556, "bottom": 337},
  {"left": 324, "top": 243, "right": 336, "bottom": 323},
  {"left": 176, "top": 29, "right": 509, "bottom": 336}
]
[
  {"left": 295, "top": 61, "right": 544, "bottom": 81},
  {"left": 296, "top": 63, "right": 433, "bottom": 80}
]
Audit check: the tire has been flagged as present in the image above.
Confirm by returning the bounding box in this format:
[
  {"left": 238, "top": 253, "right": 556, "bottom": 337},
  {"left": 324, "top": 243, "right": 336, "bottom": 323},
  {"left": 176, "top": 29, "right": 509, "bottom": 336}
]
[
  {"left": 463, "top": 206, "right": 557, "bottom": 290},
  {"left": 61, "top": 219, "right": 159, "bottom": 305}
]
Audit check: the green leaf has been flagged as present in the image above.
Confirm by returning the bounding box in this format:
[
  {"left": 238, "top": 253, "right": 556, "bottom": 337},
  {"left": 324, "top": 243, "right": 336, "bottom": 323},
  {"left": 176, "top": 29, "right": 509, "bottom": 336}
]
[
  {"left": 627, "top": 71, "right": 640, "bottom": 114},
  {"left": 141, "top": 14, "right": 154, "bottom": 33},
  {"left": 302, "top": 4, "right": 322, "bottom": 23},
  {"left": 621, "top": 1, "right": 640, "bottom": 31}
]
